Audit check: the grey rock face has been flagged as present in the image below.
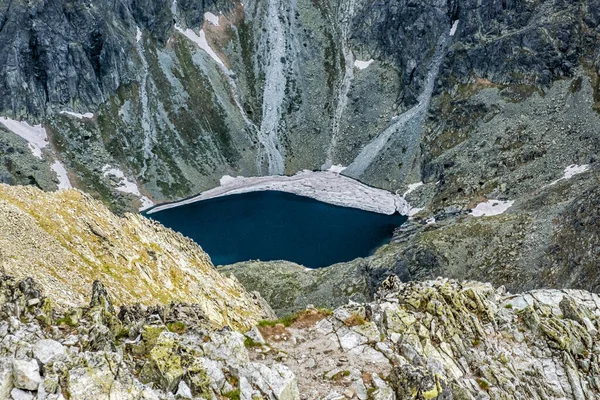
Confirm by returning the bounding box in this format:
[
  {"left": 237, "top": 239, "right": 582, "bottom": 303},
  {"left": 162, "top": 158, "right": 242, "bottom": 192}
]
[{"left": 2, "top": 0, "right": 595, "bottom": 212}]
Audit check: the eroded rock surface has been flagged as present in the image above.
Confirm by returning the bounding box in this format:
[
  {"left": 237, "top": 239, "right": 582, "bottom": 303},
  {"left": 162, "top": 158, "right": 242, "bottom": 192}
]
[{"left": 0, "top": 274, "right": 597, "bottom": 399}]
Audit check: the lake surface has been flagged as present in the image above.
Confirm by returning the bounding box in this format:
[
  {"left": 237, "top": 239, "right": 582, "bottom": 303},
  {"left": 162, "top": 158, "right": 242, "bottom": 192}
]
[{"left": 145, "top": 191, "right": 407, "bottom": 268}]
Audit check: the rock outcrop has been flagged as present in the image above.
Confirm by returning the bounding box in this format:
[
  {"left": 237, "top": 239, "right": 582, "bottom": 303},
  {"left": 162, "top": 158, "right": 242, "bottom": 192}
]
[
  {"left": 0, "top": 274, "right": 598, "bottom": 399},
  {"left": 0, "top": 183, "right": 274, "bottom": 330}
]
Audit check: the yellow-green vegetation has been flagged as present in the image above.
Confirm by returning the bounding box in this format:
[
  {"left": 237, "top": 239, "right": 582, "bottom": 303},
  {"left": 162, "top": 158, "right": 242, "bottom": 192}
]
[
  {"left": 476, "top": 378, "right": 491, "bottom": 391},
  {"left": 0, "top": 184, "right": 272, "bottom": 331},
  {"left": 343, "top": 313, "right": 367, "bottom": 327},
  {"left": 258, "top": 307, "right": 332, "bottom": 328},
  {"left": 166, "top": 322, "right": 187, "bottom": 335},
  {"left": 222, "top": 389, "right": 241, "bottom": 400}
]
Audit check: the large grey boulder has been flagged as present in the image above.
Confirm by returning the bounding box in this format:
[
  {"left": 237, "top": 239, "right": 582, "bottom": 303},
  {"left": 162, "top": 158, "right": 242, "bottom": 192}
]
[
  {"left": 33, "top": 339, "right": 65, "bottom": 365},
  {"left": 12, "top": 360, "right": 41, "bottom": 391},
  {"left": 10, "top": 388, "right": 34, "bottom": 400}
]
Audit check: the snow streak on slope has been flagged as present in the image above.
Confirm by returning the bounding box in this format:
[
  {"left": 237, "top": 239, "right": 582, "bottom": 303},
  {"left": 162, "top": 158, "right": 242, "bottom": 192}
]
[
  {"left": 255, "top": 0, "right": 289, "bottom": 175},
  {"left": 323, "top": 0, "right": 358, "bottom": 170},
  {"left": 60, "top": 111, "right": 94, "bottom": 119},
  {"left": 343, "top": 22, "right": 458, "bottom": 179},
  {"left": 175, "top": 27, "right": 226, "bottom": 68},
  {"left": 50, "top": 160, "right": 72, "bottom": 190}
]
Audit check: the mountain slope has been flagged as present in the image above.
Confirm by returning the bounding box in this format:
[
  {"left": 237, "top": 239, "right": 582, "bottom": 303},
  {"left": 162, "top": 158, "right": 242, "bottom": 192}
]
[{"left": 0, "top": 183, "right": 274, "bottom": 330}]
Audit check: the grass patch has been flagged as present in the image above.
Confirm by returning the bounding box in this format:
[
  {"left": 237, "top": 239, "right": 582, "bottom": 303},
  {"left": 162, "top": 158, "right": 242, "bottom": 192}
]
[
  {"left": 222, "top": 389, "right": 240, "bottom": 400},
  {"left": 343, "top": 313, "right": 367, "bottom": 327},
  {"left": 166, "top": 321, "right": 187, "bottom": 335},
  {"left": 476, "top": 378, "right": 491, "bottom": 391},
  {"left": 244, "top": 337, "right": 262, "bottom": 348},
  {"left": 259, "top": 307, "right": 333, "bottom": 328}
]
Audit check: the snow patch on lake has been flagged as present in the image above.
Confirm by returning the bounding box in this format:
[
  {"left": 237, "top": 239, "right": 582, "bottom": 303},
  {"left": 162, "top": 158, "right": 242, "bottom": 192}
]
[
  {"left": 550, "top": 164, "right": 590, "bottom": 185},
  {"left": 354, "top": 59, "right": 374, "bottom": 70},
  {"left": 102, "top": 165, "right": 154, "bottom": 211},
  {"left": 204, "top": 12, "right": 220, "bottom": 26},
  {"left": 0, "top": 117, "right": 48, "bottom": 159},
  {"left": 60, "top": 111, "right": 94, "bottom": 119},
  {"left": 470, "top": 200, "right": 514, "bottom": 217},
  {"left": 50, "top": 160, "right": 72, "bottom": 190},
  {"left": 149, "top": 170, "right": 410, "bottom": 215}
]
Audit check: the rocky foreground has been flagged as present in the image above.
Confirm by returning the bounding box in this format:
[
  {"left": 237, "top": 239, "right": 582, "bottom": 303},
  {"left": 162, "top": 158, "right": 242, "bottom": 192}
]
[{"left": 0, "top": 274, "right": 598, "bottom": 399}]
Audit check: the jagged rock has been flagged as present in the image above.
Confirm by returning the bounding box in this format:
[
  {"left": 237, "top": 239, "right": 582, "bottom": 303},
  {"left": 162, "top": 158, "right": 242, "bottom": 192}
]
[
  {"left": 32, "top": 339, "right": 65, "bottom": 365},
  {"left": 176, "top": 380, "right": 192, "bottom": 399},
  {"left": 12, "top": 359, "right": 41, "bottom": 391},
  {"left": 139, "top": 332, "right": 185, "bottom": 392},
  {"left": 241, "top": 363, "right": 300, "bottom": 400},
  {"left": 89, "top": 281, "right": 115, "bottom": 314}
]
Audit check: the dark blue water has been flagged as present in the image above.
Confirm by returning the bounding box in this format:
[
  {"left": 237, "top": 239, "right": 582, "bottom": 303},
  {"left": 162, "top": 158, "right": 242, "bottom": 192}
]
[{"left": 145, "top": 191, "right": 407, "bottom": 268}]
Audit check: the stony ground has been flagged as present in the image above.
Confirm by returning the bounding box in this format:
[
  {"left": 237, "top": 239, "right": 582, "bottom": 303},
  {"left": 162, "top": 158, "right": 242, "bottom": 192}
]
[{"left": 2, "top": 272, "right": 598, "bottom": 399}]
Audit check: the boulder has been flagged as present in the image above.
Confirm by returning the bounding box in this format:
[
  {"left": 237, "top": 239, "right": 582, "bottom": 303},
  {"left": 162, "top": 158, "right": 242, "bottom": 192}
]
[
  {"left": 175, "top": 381, "right": 192, "bottom": 399},
  {"left": 33, "top": 339, "right": 65, "bottom": 364},
  {"left": 244, "top": 327, "right": 266, "bottom": 345},
  {"left": 12, "top": 359, "right": 41, "bottom": 391},
  {"left": 139, "top": 332, "right": 185, "bottom": 392},
  {"left": 10, "top": 388, "right": 34, "bottom": 400}
]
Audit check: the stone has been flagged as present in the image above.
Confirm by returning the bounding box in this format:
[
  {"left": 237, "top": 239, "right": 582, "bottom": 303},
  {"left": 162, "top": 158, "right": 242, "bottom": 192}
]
[
  {"left": 175, "top": 381, "right": 192, "bottom": 399},
  {"left": 0, "top": 358, "right": 13, "bottom": 399},
  {"left": 33, "top": 339, "right": 65, "bottom": 364},
  {"left": 245, "top": 326, "right": 266, "bottom": 345},
  {"left": 139, "top": 332, "right": 185, "bottom": 392},
  {"left": 10, "top": 388, "right": 34, "bottom": 400},
  {"left": 12, "top": 359, "right": 41, "bottom": 391}
]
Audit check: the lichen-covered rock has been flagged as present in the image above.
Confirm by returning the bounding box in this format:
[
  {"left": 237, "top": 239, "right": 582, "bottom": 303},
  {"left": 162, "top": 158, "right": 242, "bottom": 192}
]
[{"left": 139, "top": 332, "right": 185, "bottom": 392}]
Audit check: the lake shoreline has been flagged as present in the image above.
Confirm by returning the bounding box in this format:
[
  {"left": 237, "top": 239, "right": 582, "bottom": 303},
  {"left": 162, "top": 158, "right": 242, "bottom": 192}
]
[{"left": 146, "top": 170, "right": 411, "bottom": 215}]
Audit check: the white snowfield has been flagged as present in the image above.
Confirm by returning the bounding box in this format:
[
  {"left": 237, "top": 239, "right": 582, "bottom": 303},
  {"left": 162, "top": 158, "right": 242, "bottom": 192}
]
[
  {"left": 0, "top": 117, "right": 48, "bottom": 159},
  {"left": 175, "top": 26, "right": 226, "bottom": 68},
  {"left": 204, "top": 12, "right": 220, "bottom": 26},
  {"left": 354, "top": 59, "right": 374, "bottom": 70},
  {"left": 470, "top": 199, "right": 514, "bottom": 217},
  {"left": 102, "top": 165, "right": 154, "bottom": 211},
  {"left": 403, "top": 181, "right": 423, "bottom": 197},
  {"left": 60, "top": 111, "right": 94, "bottom": 119},
  {"left": 50, "top": 160, "right": 73, "bottom": 190},
  {"left": 550, "top": 164, "right": 590, "bottom": 185},
  {"left": 148, "top": 170, "right": 410, "bottom": 215}
]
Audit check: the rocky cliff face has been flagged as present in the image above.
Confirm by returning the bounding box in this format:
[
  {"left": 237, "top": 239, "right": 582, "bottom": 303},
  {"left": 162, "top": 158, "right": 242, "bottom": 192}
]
[
  {"left": 0, "top": 274, "right": 599, "bottom": 399},
  {"left": 0, "top": 183, "right": 274, "bottom": 330},
  {"left": 1, "top": 0, "right": 598, "bottom": 210}
]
